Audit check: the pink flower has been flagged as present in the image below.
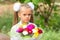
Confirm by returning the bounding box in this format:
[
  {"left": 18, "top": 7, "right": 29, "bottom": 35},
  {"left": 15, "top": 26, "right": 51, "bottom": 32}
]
[
  {"left": 16, "top": 28, "right": 23, "bottom": 33},
  {"left": 27, "top": 24, "right": 35, "bottom": 30},
  {"left": 24, "top": 28, "right": 32, "bottom": 34}
]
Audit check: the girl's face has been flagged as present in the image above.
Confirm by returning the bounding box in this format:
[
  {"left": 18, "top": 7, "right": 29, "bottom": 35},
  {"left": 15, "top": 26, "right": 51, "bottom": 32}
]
[{"left": 18, "top": 6, "right": 32, "bottom": 23}]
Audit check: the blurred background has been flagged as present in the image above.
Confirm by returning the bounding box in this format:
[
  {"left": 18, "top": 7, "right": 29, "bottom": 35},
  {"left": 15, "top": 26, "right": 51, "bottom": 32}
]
[{"left": 0, "top": 0, "right": 60, "bottom": 40}]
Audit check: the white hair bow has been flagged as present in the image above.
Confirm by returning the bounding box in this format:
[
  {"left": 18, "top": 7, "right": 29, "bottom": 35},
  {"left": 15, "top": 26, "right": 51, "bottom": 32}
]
[
  {"left": 13, "top": 2, "right": 34, "bottom": 12},
  {"left": 13, "top": 2, "right": 21, "bottom": 12},
  {"left": 27, "top": 2, "right": 34, "bottom": 10}
]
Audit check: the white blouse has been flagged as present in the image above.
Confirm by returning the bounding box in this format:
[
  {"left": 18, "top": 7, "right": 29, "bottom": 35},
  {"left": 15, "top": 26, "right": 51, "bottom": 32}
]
[{"left": 9, "top": 21, "right": 41, "bottom": 40}]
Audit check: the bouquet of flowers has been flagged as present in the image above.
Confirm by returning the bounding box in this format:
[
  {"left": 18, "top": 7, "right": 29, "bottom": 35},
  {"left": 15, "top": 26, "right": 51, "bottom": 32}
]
[{"left": 16, "top": 23, "right": 43, "bottom": 38}]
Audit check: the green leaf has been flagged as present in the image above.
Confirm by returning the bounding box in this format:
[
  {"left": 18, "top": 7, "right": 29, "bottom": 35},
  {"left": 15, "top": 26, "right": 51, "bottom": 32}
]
[
  {"left": 44, "top": 0, "right": 51, "bottom": 5},
  {"left": 32, "top": 0, "right": 40, "bottom": 5},
  {"left": 53, "top": 5, "right": 58, "bottom": 11},
  {"left": 24, "top": 0, "right": 31, "bottom": 3},
  {"left": 19, "top": 0, "right": 25, "bottom": 3}
]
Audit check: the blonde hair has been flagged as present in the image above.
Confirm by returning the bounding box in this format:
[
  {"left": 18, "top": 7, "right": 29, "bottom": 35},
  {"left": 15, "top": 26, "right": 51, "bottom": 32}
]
[{"left": 13, "top": 4, "right": 34, "bottom": 25}]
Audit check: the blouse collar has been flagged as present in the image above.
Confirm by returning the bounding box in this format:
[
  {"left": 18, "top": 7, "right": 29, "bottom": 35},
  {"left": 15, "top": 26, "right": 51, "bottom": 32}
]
[{"left": 17, "top": 20, "right": 30, "bottom": 25}]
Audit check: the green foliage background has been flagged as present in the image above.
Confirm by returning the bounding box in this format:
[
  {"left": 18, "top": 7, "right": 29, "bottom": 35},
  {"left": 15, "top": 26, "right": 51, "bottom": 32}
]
[{"left": 0, "top": 0, "right": 60, "bottom": 40}]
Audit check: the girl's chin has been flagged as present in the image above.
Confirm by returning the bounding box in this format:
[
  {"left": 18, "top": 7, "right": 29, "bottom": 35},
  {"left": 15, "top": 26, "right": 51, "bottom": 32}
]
[{"left": 24, "top": 21, "right": 29, "bottom": 23}]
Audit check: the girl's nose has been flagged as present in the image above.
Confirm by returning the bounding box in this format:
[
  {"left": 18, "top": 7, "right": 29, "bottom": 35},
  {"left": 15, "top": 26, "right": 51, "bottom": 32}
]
[{"left": 26, "top": 15, "right": 29, "bottom": 17}]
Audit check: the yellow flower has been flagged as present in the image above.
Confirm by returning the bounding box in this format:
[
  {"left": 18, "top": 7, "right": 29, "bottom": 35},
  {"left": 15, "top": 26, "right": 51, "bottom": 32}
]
[
  {"left": 32, "top": 28, "right": 38, "bottom": 33},
  {"left": 33, "top": 32, "right": 39, "bottom": 38},
  {"left": 22, "top": 23, "right": 27, "bottom": 28},
  {"left": 32, "top": 28, "right": 40, "bottom": 38},
  {"left": 18, "top": 23, "right": 27, "bottom": 28}
]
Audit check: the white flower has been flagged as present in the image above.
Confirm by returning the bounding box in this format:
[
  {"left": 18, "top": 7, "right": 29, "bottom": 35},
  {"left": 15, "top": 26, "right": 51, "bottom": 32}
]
[
  {"left": 32, "top": 29, "right": 37, "bottom": 33},
  {"left": 22, "top": 31, "right": 28, "bottom": 35},
  {"left": 13, "top": 2, "right": 21, "bottom": 11},
  {"left": 28, "top": 2, "right": 34, "bottom": 10}
]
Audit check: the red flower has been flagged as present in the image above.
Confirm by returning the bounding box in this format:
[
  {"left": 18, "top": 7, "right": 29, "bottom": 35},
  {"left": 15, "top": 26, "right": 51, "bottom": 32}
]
[
  {"left": 28, "top": 29, "right": 32, "bottom": 34},
  {"left": 24, "top": 28, "right": 32, "bottom": 34},
  {"left": 16, "top": 28, "right": 24, "bottom": 33},
  {"left": 38, "top": 28, "right": 43, "bottom": 34}
]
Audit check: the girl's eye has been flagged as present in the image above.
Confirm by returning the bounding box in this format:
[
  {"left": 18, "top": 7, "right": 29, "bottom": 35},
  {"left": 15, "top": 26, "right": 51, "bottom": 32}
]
[
  {"left": 28, "top": 14, "right": 31, "bottom": 16},
  {"left": 23, "top": 14, "right": 26, "bottom": 16},
  {"left": 23, "top": 14, "right": 31, "bottom": 16}
]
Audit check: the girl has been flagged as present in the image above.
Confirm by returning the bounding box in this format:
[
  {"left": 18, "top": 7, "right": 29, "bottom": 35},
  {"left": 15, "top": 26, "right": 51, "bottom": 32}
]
[{"left": 9, "top": 2, "right": 42, "bottom": 40}]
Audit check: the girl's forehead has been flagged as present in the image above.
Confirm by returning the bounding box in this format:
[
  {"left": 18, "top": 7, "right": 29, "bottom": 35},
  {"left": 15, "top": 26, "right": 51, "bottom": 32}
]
[
  {"left": 21, "top": 6, "right": 31, "bottom": 11},
  {"left": 19, "top": 6, "right": 32, "bottom": 14}
]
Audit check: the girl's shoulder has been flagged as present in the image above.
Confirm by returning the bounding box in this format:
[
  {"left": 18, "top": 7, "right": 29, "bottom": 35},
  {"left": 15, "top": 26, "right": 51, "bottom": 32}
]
[{"left": 11, "top": 23, "right": 20, "bottom": 31}]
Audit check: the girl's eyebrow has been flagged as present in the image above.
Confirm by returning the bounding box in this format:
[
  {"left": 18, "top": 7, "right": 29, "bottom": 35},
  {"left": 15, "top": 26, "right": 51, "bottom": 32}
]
[
  {"left": 28, "top": 13, "right": 31, "bottom": 15},
  {"left": 24, "top": 13, "right": 31, "bottom": 15}
]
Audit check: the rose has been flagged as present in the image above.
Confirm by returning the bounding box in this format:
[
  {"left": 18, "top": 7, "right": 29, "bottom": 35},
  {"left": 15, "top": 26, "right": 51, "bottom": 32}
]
[
  {"left": 16, "top": 27, "right": 23, "bottom": 33},
  {"left": 32, "top": 28, "right": 43, "bottom": 34},
  {"left": 38, "top": 28, "right": 43, "bottom": 34},
  {"left": 26, "top": 24, "right": 35, "bottom": 34},
  {"left": 24, "top": 28, "right": 32, "bottom": 34},
  {"left": 27, "top": 24, "right": 35, "bottom": 30},
  {"left": 28, "top": 29, "right": 33, "bottom": 34}
]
